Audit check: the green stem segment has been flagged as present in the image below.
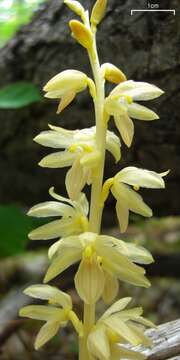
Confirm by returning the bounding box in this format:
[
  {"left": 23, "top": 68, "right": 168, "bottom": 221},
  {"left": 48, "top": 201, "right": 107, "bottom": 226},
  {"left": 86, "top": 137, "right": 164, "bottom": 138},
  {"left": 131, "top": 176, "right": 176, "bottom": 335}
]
[{"left": 79, "top": 29, "right": 107, "bottom": 359}]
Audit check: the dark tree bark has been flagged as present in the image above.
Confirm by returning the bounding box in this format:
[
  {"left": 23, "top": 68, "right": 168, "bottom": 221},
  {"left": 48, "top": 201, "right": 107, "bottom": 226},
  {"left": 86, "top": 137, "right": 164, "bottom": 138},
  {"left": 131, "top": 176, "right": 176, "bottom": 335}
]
[{"left": 0, "top": 0, "right": 179, "bottom": 219}]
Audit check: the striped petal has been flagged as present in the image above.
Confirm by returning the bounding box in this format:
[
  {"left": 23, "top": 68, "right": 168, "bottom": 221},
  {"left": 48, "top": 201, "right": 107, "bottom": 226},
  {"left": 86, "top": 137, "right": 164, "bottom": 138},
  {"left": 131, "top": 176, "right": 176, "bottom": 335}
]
[
  {"left": 115, "top": 200, "right": 129, "bottom": 233},
  {"left": 44, "top": 248, "right": 82, "bottom": 283},
  {"left": 116, "top": 167, "right": 166, "bottom": 188},
  {"left": 19, "top": 305, "right": 63, "bottom": 321},
  {"left": 106, "top": 130, "right": 121, "bottom": 162},
  {"left": 39, "top": 151, "right": 76, "bottom": 168},
  {"left": 103, "top": 317, "right": 143, "bottom": 346},
  {"left": 112, "top": 182, "right": 152, "bottom": 218},
  {"left": 48, "top": 235, "right": 82, "bottom": 259},
  {"left": 111, "top": 344, "right": 146, "bottom": 360},
  {"left": 35, "top": 321, "right": 60, "bottom": 349},
  {"left": 111, "top": 80, "right": 163, "bottom": 101},
  {"left": 75, "top": 257, "right": 105, "bottom": 304},
  {"left": 28, "top": 201, "right": 75, "bottom": 218},
  {"left": 28, "top": 218, "right": 80, "bottom": 240},
  {"left": 65, "top": 158, "right": 87, "bottom": 200},
  {"left": 114, "top": 113, "right": 134, "bottom": 147},
  {"left": 34, "top": 127, "right": 74, "bottom": 148},
  {"left": 100, "top": 248, "right": 150, "bottom": 288},
  {"left": 100, "top": 297, "right": 132, "bottom": 321},
  {"left": 87, "top": 326, "right": 110, "bottom": 360},
  {"left": 24, "top": 285, "right": 72, "bottom": 309},
  {"left": 102, "top": 271, "right": 119, "bottom": 304},
  {"left": 127, "top": 102, "right": 159, "bottom": 120}
]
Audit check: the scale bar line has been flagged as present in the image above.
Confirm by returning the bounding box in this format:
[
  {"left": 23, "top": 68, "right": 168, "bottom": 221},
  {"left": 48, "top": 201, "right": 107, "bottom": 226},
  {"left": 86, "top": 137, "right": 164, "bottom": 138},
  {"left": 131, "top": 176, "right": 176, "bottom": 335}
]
[{"left": 131, "top": 9, "right": 176, "bottom": 16}]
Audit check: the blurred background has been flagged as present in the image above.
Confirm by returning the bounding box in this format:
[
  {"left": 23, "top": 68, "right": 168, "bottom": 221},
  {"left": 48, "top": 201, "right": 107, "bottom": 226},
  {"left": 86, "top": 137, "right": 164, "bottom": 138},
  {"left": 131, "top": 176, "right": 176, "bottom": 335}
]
[{"left": 0, "top": 0, "right": 179, "bottom": 358}]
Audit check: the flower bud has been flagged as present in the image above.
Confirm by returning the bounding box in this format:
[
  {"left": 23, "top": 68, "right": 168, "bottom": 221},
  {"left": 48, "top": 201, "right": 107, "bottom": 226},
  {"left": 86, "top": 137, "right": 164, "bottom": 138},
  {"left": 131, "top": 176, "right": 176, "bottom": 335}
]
[
  {"left": 69, "top": 20, "right": 93, "bottom": 49},
  {"left": 90, "top": 0, "right": 107, "bottom": 26},
  {"left": 64, "top": 0, "right": 85, "bottom": 17},
  {"left": 101, "top": 63, "right": 127, "bottom": 84}
]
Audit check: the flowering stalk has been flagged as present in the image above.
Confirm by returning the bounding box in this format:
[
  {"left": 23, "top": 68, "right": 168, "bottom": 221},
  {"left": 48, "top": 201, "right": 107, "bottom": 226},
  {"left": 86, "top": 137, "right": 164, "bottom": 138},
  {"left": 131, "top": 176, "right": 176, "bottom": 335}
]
[{"left": 19, "top": 1, "right": 168, "bottom": 359}]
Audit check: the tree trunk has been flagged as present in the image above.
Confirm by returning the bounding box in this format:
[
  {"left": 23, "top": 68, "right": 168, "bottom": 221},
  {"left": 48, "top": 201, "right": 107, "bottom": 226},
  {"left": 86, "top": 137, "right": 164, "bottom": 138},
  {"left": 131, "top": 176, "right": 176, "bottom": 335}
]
[{"left": 0, "top": 0, "right": 179, "bottom": 220}]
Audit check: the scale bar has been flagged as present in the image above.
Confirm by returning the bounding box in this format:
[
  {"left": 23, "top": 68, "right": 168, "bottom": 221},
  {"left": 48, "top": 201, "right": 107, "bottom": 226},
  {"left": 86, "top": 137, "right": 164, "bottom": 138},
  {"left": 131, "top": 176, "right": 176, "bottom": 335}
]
[{"left": 131, "top": 9, "right": 176, "bottom": 16}]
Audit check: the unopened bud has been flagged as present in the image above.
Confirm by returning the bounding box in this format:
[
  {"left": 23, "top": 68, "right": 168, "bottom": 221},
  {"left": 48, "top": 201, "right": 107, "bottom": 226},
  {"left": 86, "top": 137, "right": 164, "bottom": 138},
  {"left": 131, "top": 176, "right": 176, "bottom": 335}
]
[
  {"left": 91, "top": 0, "right": 107, "bottom": 26},
  {"left": 101, "top": 63, "right": 127, "bottom": 84},
  {"left": 64, "top": 0, "right": 85, "bottom": 17},
  {"left": 69, "top": 20, "right": 93, "bottom": 49}
]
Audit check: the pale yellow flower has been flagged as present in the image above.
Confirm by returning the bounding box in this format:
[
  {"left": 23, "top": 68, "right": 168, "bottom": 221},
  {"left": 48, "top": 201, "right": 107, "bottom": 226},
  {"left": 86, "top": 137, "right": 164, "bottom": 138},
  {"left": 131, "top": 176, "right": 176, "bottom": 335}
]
[
  {"left": 110, "top": 167, "right": 168, "bottom": 233},
  {"left": 28, "top": 187, "right": 89, "bottom": 240},
  {"left": 44, "top": 69, "right": 89, "bottom": 113},
  {"left": 44, "top": 232, "right": 153, "bottom": 304},
  {"left": 19, "top": 284, "right": 82, "bottom": 349},
  {"left": 35, "top": 125, "right": 121, "bottom": 199},
  {"left": 105, "top": 80, "right": 164, "bottom": 147},
  {"left": 87, "top": 297, "right": 154, "bottom": 360}
]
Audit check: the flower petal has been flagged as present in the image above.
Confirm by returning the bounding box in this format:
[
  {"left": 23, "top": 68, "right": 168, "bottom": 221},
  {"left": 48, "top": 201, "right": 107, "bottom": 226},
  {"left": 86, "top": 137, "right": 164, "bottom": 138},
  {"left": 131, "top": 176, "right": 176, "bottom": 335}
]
[
  {"left": 44, "top": 248, "right": 82, "bottom": 283},
  {"left": 116, "top": 240, "right": 153, "bottom": 265},
  {"left": 106, "top": 130, "right": 121, "bottom": 162},
  {"left": 111, "top": 344, "right": 146, "bottom": 360},
  {"left": 127, "top": 323, "right": 152, "bottom": 346},
  {"left": 39, "top": 151, "right": 76, "bottom": 168},
  {"left": 19, "top": 305, "right": 63, "bottom": 321},
  {"left": 28, "top": 218, "right": 79, "bottom": 240},
  {"left": 100, "top": 247, "right": 150, "bottom": 288},
  {"left": 110, "top": 80, "right": 164, "bottom": 101},
  {"left": 103, "top": 317, "right": 142, "bottom": 346},
  {"left": 28, "top": 201, "right": 75, "bottom": 218},
  {"left": 75, "top": 257, "right": 105, "bottom": 304},
  {"left": 115, "top": 200, "right": 129, "bottom": 233},
  {"left": 114, "top": 114, "right": 134, "bottom": 147},
  {"left": 127, "top": 102, "right": 159, "bottom": 120},
  {"left": 74, "top": 192, "right": 89, "bottom": 216},
  {"left": 48, "top": 235, "right": 82, "bottom": 259},
  {"left": 116, "top": 167, "right": 165, "bottom": 188},
  {"left": 34, "top": 127, "right": 74, "bottom": 148},
  {"left": 57, "top": 90, "right": 76, "bottom": 113},
  {"left": 35, "top": 321, "right": 60, "bottom": 349},
  {"left": 102, "top": 271, "right": 119, "bottom": 304},
  {"left": 87, "top": 326, "right": 110, "bottom": 360},
  {"left": 24, "top": 285, "right": 72, "bottom": 309},
  {"left": 65, "top": 158, "right": 87, "bottom": 200},
  {"left": 112, "top": 182, "right": 152, "bottom": 218},
  {"left": 100, "top": 297, "right": 132, "bottom": 321}
]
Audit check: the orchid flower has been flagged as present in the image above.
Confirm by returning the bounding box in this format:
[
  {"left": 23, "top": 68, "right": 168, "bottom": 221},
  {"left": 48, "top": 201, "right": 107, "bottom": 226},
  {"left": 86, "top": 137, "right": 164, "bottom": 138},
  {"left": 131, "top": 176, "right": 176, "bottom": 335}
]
[
  {"left": 20, "top": 284, "right": 82, "bottom": 349},
  {"left": 102, "top": 167, "right": 168, "bottom": 233},
  {"left": 44, "top": 232, "right": 153, "bottom": 304},
  {"left": 87, "top": 297, "right": 154, "bottom": 360},
  {"left": 105, "top": 80, "right": 164, "bottom": 147},
  {"left": 35, "top": 125, "right": 121, "bottom": 199},
  {"left": 28, "top": 187, "right": 89, "bottom": 240}
]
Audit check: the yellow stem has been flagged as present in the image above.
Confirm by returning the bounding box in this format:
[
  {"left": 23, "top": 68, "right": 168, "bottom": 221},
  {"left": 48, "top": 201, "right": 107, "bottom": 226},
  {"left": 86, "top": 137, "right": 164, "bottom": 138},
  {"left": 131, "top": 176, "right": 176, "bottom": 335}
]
[{"left": 79, "top": 27, "right": 107, "bottom": 359}]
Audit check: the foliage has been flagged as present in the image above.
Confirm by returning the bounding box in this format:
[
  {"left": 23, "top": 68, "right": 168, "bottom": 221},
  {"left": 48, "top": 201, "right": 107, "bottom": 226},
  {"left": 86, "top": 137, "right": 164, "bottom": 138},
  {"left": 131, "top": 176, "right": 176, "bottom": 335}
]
[
  {"left": 0, "top": 81, "right": 42, "bottom": 109},
  {"left": 0, "top": 0, "right": 46, "bottom": 47},
  {"left": 0, "top": 205, "right": 44, "bottom": 257}
]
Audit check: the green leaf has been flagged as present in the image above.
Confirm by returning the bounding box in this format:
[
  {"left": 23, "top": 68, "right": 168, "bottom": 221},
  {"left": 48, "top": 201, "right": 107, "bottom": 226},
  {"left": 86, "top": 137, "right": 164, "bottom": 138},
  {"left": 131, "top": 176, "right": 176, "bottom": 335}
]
[
  {"left": 0, "top": 205, "right": 44, "bottom": 257},
  {"left": 0, "top": 82, "right": 42, "bottom": 109}
]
